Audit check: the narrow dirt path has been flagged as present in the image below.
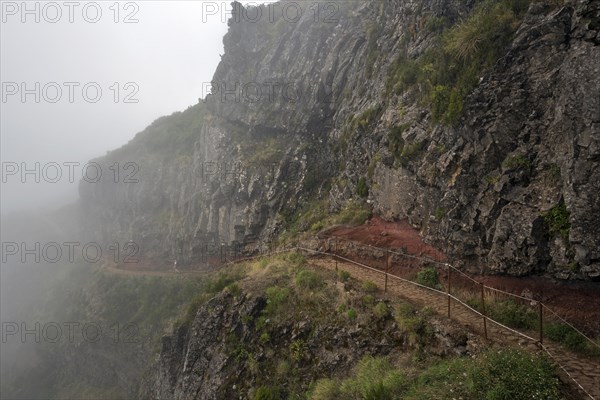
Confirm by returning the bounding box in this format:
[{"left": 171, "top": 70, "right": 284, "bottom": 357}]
[
  {"left": 100, "top": 263, "right": 216, "bottom": 277},
  {"left": 310, "top": 256, "right": 600, "bottom": 400}
]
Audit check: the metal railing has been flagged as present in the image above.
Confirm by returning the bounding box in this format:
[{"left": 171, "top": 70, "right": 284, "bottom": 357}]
[
  {"left": 215, "top": 235, "right": 598, "bottom": 399},
  {"left": 300, "top": 234, "right": 599, "bottom": 400}
]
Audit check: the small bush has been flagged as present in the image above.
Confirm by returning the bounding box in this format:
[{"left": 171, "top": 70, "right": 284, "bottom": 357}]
[
  {"left": 285, "top": 252, "right": 307, "bottom": 266},
  {"left": 502, "top": 154, "right": 532, "bottom": 171},
  {"left": 362, "top": 280, "right": 378, "bottom": 293},
  {"left": 338, "top": 357, "right": 406, "bottom": 399},
  {"left": 485, "top": 174, "right": 501, "bottom": 185},
  {"left": 225, "top": 283, "right": 242, "bottom": 297},
  {"left": 335, "top": 201, "right": 371, "bottom": 226},
  {"left": 486, "top": 299, "right": 537, "bottom": 330},
  {"left": 356, "top": 177, "right": 369, "bottom": 198},
  {"left": 416, "top": 267, "right": 441, "bottom": 290},
  {"left": 206, "top": 273, "right": 238, "bottom": 293},
  {"left": 399, "top": 140, "right": 426, "bottom": 165},
  {"left": 362, "top": 294, "right": 376, "bottom": 308},
  {"left": 338, "top": 270, "right": 351, "bottom": 282},
  {"left": 373, "top": 302, "right": 390, "bottom": 319},
  {"left": 471, "top": 349, "right": 562, "bottom": 400},
  {"left": 310, "top": 379, "right": 340, "bottom": 400},
  {"left": 545, "top": 323, "right": 591, "bottom": 353},
  {"left": 388, "top": 124, "right": 408, "bottom": 159},
  {"left": 258, "top": 257, "right": 270, "bottom": 269},
  {"left": 542, "top": 200, "right": 570, "bottom": 240},
  {"left": 260, "top": 332, "right": 270, "bottom": 344},
  {"left": 276, "top": 360, "right": 290, "bottom": 376},
  {"left": 289, "top": 339, "right": 308, "bottom": 362},
  {"left": 295, "top": 270, "right": 324, "bottom": 290},
  {"left": 265, "top": 286, "right": 290, "bottom": 314},
  {"left": 347, "top": 308, "right": 358, "bottom": 320},
  {"left": 406, "top": 348, "right": 562, "bottom": 399},
  {"left": 253, "top": 386, "right": 281, "bottom": 400}
]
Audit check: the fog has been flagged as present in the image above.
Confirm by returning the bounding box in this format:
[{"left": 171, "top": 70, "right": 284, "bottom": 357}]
[
  {"left": 1, "top": 2, "right": 274, "bottom": 398},
  {"left": 1, "top": 1, "right": 275, "bottom": 215}
]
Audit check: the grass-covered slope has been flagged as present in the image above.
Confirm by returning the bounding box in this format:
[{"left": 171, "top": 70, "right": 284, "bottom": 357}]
[{"left": 143, "top": 252, "right": 576, "bottom": 399}]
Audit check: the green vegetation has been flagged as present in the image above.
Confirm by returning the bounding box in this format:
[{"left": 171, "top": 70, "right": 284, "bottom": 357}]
[
  {"left": 365, "top": 23, "right": 379, "bottom": 77},
  {"left": 158, "top": 250, "right": 568, "bottom": 400},
  {"left": 289, "top": 339, "right": 309, "bottom": 362},
  {"left": 206, "top": 271, "right": 245, "bottom": 294},
  {"left": 434, "top": 207, "right": 445, "bottom": 221},
  {"left": 485, "top": 174, "right": 501, "bottom": 185},
  {"left": 545, "top": 323, "right": 600, "bottom": 357},
  {"left": 93, "top": 272, "right": 208, "bottom": 332},
  {"left": 388, "top": 124, "right": 409, "bottom": 160},
  {"left": 284, "top": 252, "right": 307, "bottom": 266},
  {"left": 265, "top": 286, "right": 290, "bottom": 315},
  {"left": 399, "top": 140, "right": 427, "bottom": 165},
  {"left": 338, "top": 270, "right": 351, "bottom": 282},
  {"left": 176, "top": 292, "right": 210, "bottom": 330},
  {"left": 335, "top": 201, "right": 372, "bottom": 226},
  {"left": 373, "top": 302, "right": 390, "bottom": 319},
  {"left": 280, "top": 199, "right": 371, "bottom": 240},
  {"left": 416, "top": 267, "right": 441, "bottom": 290},
  {"left": 246, "top": 137, "right": 285, "bottom": 165},
  {"left": 542, "top": 200, "right": 570, "bottom": 240},
  {"left": 362, "top": 294, "right": 376, "bottom": 307},
  {"left": 502, "top": 154, "right": 532, "bottom": 171},
  {"left": 174, "top": 268, "right": 247, "bottom": 331},
  {"left": 387, "top": 123, "right": 426, "bottom": 168},
  {"left": 353, "top": 106, "right": 382, "bottom": 131},
  {"left": 253, "top": 386, "right": 281, "bottom": 400},
  {"left": 468, "top": 298, "right": 537, "bottom": 330},
  {"left": 362, "top": 280, "right": 378, "bottom": 293},
  {"left": 367, "top": 153, "right": 382, "bottom": 179},
  {"left": 394, "top": 304, "right": 435, "bottom": 349},
  {"left": 424, "top": 15, "right": 450, "bottom": 34},
  {"left": 295, "top": 269, "right": 324, "bottom": 290},
  {"left": 404, "top": 349, "right": 562, "bottom": 400},
  {"left": 356, "top": 177, "right": 369, "bottom": 198},
  {"left": 311, "top": 356, "right": 406, "bottom": 400},
  {"left": 121, "top": 103, "right": 208, "bottom": 157},
  {"left": 309, "top": 349, "right": 562, "bottom": 400},
  {"left": 347, "top": 308, "right": 358, "bottom": 320},
  {"left": 388, "top": 125, "right": 429, "bottom": 167},
  {"left": 387, "top": 0, "right": 534, "bottom": 125}
]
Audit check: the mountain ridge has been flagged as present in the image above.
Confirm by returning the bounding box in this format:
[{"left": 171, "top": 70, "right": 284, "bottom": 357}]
[{"left": 79, "top": 0, "right": 600, "bottom": 280}]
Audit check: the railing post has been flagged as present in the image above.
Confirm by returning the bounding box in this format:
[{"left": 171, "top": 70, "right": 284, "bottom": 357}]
[
  {"left": 539, "top": 302, "right": 543, "bottom": 344},
  {"left": 447, "top": 265, "right": 452, "bottom": 318},
  {"left": 385, "top": 249, "right": 389, "bottom": 292},
  {"left": 335, "top": 238, "right": 338, "bottom": 272},
  {"left": 481, "top": 282, "right": 488, "bottom": 340}
]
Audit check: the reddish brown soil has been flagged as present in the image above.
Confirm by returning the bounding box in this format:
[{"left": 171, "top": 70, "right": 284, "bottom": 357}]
[
  {"left": 328, "top": 217, "right": 600, "bottom": 335},
  {"left": 326, "top": 217, "right": 446, "bottom": 261}
]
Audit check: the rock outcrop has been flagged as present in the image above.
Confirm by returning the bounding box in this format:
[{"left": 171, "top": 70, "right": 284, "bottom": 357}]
[{"left": 79, "top": 0, "right": 600, "bottom": 279}]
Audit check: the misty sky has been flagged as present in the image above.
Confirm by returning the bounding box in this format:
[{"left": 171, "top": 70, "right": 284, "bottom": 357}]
[{"left": 1, "top": 1, "right": 275, "bottom": 214}]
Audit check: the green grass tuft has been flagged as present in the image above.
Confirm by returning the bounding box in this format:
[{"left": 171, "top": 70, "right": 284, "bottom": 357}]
[
  {"left": 295, "top": 270, "right": 324, "bottom": 290},
  {"left": 542, "top": 200, "right": 570, "bottom": 240}
]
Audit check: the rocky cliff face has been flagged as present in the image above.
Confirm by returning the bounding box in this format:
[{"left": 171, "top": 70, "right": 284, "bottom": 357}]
[
  {"left": 79, "top": 0, "right": 600, "bottom": 280},
  {"left": 139, "top": 277, "right": 477, "bottom": 399}
]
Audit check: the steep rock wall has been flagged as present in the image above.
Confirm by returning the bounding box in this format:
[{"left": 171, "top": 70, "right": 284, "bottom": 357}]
[{"left": 79, "top": 0, "right": 600, "bottom": 279}]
